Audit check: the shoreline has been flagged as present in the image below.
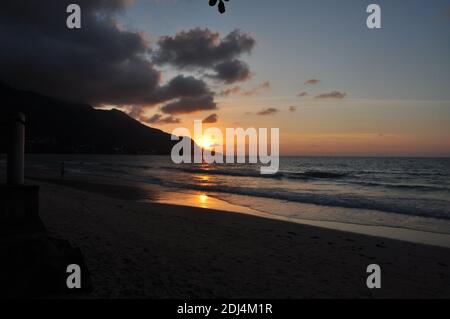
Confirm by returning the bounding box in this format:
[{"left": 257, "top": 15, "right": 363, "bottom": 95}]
[
  {"left": 20, "top": 175, "right": 450, "bottom": 298},
  {"left": 29, "top": 174, "right": 450, "bottom": 248}
]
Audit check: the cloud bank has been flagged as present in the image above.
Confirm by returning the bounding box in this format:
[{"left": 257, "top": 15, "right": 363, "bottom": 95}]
[
  {"left": 202, "top": 113, "right": 218, "bottom": 124},
  {"left": 315, "top": 91, "right": 347, "bottom": 99},
  {"left": 305, "top": 79, "right": 321, "bottom": 85},
  {"left": 0, "top": 1, "right": 257, "bottom": 122},
  {"left": 257, "top": 108, "right": 279, "bottom": 116},
  {"left": 154, "top": 28, "right": 255, "bottom": 70},
  {"left": 219, "top": 81, "right": 270, "bottom": 97},
  {"left": 146, "top": 114, "right": 181, "bottom": 125}
]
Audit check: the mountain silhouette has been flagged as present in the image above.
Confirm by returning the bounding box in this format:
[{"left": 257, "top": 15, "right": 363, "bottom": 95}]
[{"left": 0, "top": 82, "right": 184, "bottom": 154}]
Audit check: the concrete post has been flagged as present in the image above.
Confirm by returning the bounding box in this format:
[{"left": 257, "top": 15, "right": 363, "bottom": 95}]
[{"left": 7, "top": 112, "right": 25, "bottom": 185}]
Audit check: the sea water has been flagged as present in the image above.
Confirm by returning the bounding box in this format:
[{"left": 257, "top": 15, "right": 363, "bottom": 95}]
[{"left": 3, "top": 155, "right": 450, "bottom": 244}]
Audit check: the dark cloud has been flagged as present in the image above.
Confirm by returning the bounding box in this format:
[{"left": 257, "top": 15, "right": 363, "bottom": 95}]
[
  {"left": 315, "top": 91, "right": 347, "bottom": 99},
  {"left": 161, "top": 95, "right": 217, "bottom": 115},
  {"left": 0, "top": 0, "right": 218, "bottom": 110},
  {"left": 146, "top": 114, "right": 181, "bottom": 125},
  {"left": 219, "top": 81, "right": 270, "bottom": 97},
  {"left": 0, "top": 0, "right": 161, "bottom": 105},
  {"left": 297, "top": 91, "right": 308, "bottom": 97},
  {"left": 202, "top": 113, "right": 218, "bottom": 124},
  {"left": 210, "top": 60, "right": 251, "bottom": 84},
  {"left": 305, "top": 79, "right": 321, "bottom": 85},
  {"left": 155, "top": 75, "right": 216, "bottom": 116},
  {"left": 219, "top": 86, "right": 242, "bottom": 97},
  {"left": 241, "top": 81, "right": 270, "bottom": 96},
  {"left": 154, "top": 28, "right": 255, "bottom": 84},
  {"left": 257, "top": 108, "right": 279, "bottom": 116},
  {"left": 154, "top": 28, "right": 255, "bottom": 69},
  {"left": 288, "top": 106, "right": 297, "bottom": 112},
  {"left": 122, "top": 105, "right": 144, "bottom": 119},
  {"left": 156, "top": 75, "right": 212, "bottom": 101}
]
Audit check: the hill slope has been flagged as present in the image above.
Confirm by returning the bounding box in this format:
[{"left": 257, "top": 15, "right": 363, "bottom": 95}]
[{"left": 0, "top": 83, "right": 179, "bottom": 154}]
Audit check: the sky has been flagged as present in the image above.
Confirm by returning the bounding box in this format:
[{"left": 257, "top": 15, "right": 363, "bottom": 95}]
[
  {"left": 124, "top": 0, "right": 450, "bottom": 156},
  {"left": 1, "top": 0, "right": 450, "bottom": 156}
]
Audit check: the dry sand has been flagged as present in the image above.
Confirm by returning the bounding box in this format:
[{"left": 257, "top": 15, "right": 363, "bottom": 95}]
[{"left": 32, "top": 178, "right": 450, "bottom": 298}]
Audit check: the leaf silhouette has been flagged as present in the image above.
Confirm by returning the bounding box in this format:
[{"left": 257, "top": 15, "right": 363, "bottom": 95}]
[
  {"left": 208, "top": 0, "right": 228, "bottom": 14},
  {"left": 218, "top": 0, "right": 226, "bottom": 14}
]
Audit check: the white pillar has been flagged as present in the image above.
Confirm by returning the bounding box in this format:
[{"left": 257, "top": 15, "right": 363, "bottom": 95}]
[{"left": 7, "top": 112, "right": 25, "bottom": 185}]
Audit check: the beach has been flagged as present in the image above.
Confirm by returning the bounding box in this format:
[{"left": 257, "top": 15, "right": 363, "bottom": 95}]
[
  {"left": 2, "top": 0, "right": 450, "bottom": 303},
  {"left": 32, "top": 176, "right": 450, "bottom": 298}
]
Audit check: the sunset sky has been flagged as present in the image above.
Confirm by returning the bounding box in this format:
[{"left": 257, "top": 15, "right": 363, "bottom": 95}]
[
  {"left": 2, "top": 0, "right": 450, "bottom": 156},
  {"left": 124, "top": 0, "right": 450, "bottom": 156}
]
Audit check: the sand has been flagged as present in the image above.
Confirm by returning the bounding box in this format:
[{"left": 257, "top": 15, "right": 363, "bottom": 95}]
[{"left": 30, "top": 178, "right": 450, "bottom": 298}]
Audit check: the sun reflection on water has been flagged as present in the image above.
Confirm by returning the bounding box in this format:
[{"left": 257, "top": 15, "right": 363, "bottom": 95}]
[
  {"left": 198, "top": 194, "right": 209, "bottom": 208},
  {"left": 194, "top": 174, "right": 217, "bottom": 187}
]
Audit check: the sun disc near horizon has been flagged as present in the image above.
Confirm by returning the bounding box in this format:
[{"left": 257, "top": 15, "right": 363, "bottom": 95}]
[{"left": 196, "top": 135, "right": 216, "bottom": 150}]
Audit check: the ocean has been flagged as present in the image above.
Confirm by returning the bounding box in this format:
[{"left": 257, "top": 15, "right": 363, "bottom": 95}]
[{"left": 2, "top": 155, "right": 450, "bottom": 239}]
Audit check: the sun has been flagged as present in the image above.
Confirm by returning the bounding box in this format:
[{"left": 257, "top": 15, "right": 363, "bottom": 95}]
[{"left": 197, "top": 135, "right": 216, "bottom": 150}]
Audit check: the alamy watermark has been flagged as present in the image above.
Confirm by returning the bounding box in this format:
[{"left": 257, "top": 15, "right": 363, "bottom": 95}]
[
  {"left": 171, "top": 120, "right": 279, "bottom": 175},
  {"left": 65, "top": 3, "right": 382, "bottom": 30},
  {"left": 366, "top": 264, "right": 381, "bottom": 289}
]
